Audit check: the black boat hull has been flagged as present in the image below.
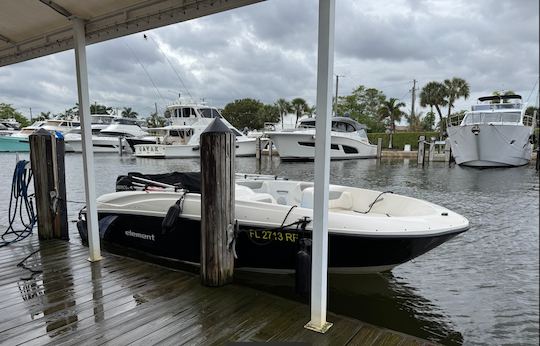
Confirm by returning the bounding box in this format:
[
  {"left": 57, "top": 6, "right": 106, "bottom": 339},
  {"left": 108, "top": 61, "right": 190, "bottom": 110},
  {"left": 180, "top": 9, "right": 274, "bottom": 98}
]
[{"left": 77, "top": 213, "right": 465, "bottom": 273}]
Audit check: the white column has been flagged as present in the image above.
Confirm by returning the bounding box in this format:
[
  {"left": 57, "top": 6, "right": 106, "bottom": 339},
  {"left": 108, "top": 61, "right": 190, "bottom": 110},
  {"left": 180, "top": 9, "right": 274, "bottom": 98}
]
[
  {"left": 72, "top": 17, "right": 102, "bottom": 262},
  {"left": 304, "top": 0, "right": 334, "bottom": 334}
]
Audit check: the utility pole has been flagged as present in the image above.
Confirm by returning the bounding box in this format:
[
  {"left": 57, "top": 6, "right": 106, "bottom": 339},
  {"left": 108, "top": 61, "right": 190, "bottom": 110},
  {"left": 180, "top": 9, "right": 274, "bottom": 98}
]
[
  {"left": 334, "top": 75, "right": 344, "bottom": 116},
  {"left": 155, "top": 102, "right": 158, "bottom": 115},
  {"left": 29, "top": 107, "right": 33, "bottom": 121},
  {"left": 410, "top": 79, "right": 417, "bottom": 119}
]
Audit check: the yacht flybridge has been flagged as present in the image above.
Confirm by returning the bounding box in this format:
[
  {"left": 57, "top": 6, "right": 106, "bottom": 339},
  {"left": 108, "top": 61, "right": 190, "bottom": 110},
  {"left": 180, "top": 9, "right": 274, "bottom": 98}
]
[
  {"left": 78, "top": 172, "right": 469, "bottom": 274},
  {"left": 266, "top": 117, "right": 377, "bottom": 160},
  {"left": 447, "top": 94, "right": 536, "bottom": 167},
  {"left": 130, "top": 102, "right": 256, "bottom": 158}
]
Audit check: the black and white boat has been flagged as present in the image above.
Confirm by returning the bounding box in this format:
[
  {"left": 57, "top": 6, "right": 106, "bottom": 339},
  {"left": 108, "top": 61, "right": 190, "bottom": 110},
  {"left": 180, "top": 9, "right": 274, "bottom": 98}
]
[{"left": 77, "top": 172, "right": 469, "bottom": 274}]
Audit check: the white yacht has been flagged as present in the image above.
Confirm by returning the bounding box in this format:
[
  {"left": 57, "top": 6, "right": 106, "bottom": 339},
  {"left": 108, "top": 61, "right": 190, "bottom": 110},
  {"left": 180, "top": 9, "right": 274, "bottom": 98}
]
[
  {"left": 132, "top": 102, "right": 256, "bottom": 158},
  {"left": 266, "top": 117, "right": 377, "bottom": 160},
  {"left": 0, "top": 118, "right": 20, "bottom": 136},
  {"left": 64, "top": 117, "right": 147, "bottom": 153},
  {"left": 1, "top": 118, "right": 80, "bottom": 152},
  {"left": 447, "top": 95, "right": 536, "bottom": 167}
]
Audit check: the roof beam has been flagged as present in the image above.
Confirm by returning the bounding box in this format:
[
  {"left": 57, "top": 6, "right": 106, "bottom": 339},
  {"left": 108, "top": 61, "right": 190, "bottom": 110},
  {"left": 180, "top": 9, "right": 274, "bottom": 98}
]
[
  {"left": 0, "top": 0, "right": 263, "bottom": 67},
  {"left": 38, "top": 0, "right": 73, "bottom": 18},
  {"left": 0, "top": 34, "right": 15, "bottom": 45}
]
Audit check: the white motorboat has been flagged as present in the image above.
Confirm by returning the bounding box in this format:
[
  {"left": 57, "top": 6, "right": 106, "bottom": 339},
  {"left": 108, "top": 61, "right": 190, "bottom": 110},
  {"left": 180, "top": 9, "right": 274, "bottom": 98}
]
[
  {"left": 77, "top": 172, "right": 469, "bottom": 274},
  {"left": 266, "top": 117, "right": 377, "bottom": 160},
  {"left": 131, "top": 102, "right": 256, "bottom": 158},
  {"left": 0, "top": 118, "right": 80, "bottom": 152},
  {"left": 0, "top": 118, "right": 20, "bottom": 136},
  {"left": 447, "top": 95, "right": 536, "bottom": 167},
  {"left": 64, "top": 117, "right": 146, "bottom": 153}
]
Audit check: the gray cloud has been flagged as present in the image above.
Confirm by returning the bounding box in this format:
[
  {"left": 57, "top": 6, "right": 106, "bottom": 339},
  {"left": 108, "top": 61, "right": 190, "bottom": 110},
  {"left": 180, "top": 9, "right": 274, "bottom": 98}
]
[{"left": 0, "top": 0, "right": 538, "bottom": 120}]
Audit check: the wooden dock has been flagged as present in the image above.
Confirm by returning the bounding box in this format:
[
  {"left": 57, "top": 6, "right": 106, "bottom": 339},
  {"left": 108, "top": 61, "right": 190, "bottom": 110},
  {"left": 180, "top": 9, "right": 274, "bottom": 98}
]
[{"left": 0, "top": 237, "right": 435, "bottom": 345}]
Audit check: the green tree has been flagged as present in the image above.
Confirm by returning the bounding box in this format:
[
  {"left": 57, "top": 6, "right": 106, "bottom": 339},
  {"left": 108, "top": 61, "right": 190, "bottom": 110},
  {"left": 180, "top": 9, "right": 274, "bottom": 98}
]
[
  {"left": 421, "top": 111, "right": 436, "bottom": 131},
  {"left": 444, "top": 77, "right": 470, "bottom": 120},
  {"left": 525, "top": 106, "right": 539, "bottom": 116},
  {"left": 290, "top": 98, "right": 309, "bottom": 126},
  {"left": 146, "top": 112, "right": 166, "bottom": 128},
  {"left": 0, "top": 103, "right": 30, "bottom": 127},
  {"left": 256, "top": 104, "right": 280, "bottom": 128},
  {"left": 121, "top": 107, "right": 138, "bottom": 118},
  {"left": 90, "top": 103, "right": 112, "bottom": 115},
  {"left": 378, "top": 98, "right": 405, "bottom": 133},
  {"left": 275, "top": 98, "right": 291, "bottom": 129},
  {"left": 492, "top": 90, "right": 516, "bottom": 103},
  {"left": 222, "top": 98, "right": 264, "bottom": 130},
  {"left": 420, "top": 81, "right": 447, "bottom": 136},
  {"left": 336, "top": 85, "right": 387, "bottom": 132},
  {"left": 405, "top": 111, "right": 422, "bottom": 131},
  {"left": 36, "top": 111, "right": 51, "bottom": 121}
]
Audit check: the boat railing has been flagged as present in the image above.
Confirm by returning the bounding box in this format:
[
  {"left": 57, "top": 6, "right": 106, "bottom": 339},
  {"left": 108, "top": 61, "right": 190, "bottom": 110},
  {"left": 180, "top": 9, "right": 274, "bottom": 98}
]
[{"left": 450, "top": 112, "right": 532, "bottom": 127}]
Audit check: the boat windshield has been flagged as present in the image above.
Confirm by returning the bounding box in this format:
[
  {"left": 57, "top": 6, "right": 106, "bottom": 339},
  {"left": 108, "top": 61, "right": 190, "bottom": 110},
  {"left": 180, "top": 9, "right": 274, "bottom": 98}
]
[
  {"left": 113, "top": 118, "right": 139, "bottom": 125},
  {"left": 357, "top": 128, "right": 369, "bottom": 139},
  {"left": 471, "top": 103, "right": 522, "bottom": 111},
  {"left": 462, "top": 112, "right": 522, "bottom": 125},
  {"left": 199, "top": 108, "right": 221, "bottom": 118}
]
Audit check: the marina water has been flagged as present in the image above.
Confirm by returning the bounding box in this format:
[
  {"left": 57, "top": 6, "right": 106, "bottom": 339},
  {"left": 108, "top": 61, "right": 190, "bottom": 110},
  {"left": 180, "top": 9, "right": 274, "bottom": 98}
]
[{"left": 0, "top": 153, "right": 538, "bottom": 345}]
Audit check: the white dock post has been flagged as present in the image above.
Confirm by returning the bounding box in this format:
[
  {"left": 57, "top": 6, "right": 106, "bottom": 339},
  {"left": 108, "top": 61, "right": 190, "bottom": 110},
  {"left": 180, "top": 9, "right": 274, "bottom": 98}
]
[
  {"left": 305, "top": 0, "right": 334, "bottom": 334},
  {"left": 444, "top": 139, "right": 451, "bottom": 163},
  {"left": 377, "top": 138, "right": 382, "bottom": 159},
  {"left": 418, "top": 135, "right": 425, "bottom": 166},
  {"left": 428, "top": 137, "right": 435, "bottom": 162},
  {"left": 72, "top": 17, "right": 102, "bottom": 262}
]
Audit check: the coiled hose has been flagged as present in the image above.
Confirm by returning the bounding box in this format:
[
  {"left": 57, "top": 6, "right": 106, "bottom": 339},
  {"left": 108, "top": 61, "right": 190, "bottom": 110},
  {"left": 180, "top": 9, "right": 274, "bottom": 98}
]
[{"left": 1, "top": 160, "right": 36, "bottom": 247}]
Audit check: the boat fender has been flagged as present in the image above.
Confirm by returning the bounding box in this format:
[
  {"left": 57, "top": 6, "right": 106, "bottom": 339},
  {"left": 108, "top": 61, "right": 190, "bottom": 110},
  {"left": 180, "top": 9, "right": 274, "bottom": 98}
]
[
  {"left": 161, "top": 194, "right": 185, "bottom": 234},
  {"left": 295, "top": 238, "right": 312, "bottom": 296}
]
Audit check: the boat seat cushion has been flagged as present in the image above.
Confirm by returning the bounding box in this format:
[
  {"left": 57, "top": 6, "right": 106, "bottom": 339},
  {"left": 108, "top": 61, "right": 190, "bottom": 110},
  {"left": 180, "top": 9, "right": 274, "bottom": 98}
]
[
  {"left": 300, "top": 188, "right": 353, "bottom": 210},
  {"left": 249, "top": 192, "right": 277, "bottom": 204}
]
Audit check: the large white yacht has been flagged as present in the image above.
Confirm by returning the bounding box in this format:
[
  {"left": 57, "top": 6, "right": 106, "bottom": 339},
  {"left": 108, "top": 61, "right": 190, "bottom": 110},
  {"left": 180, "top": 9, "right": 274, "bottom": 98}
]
[
  {"left": 132, "top": 102, "right": 256, "bottom": 158},
  {"left": 266, "top": 117, "right": 377, "bottom": 160},
  {"left": 447, "top": 95, "right": 536, "bottom": 167},
  {"left": 64, "top": 116, "right": 147, "bottom": 153}
]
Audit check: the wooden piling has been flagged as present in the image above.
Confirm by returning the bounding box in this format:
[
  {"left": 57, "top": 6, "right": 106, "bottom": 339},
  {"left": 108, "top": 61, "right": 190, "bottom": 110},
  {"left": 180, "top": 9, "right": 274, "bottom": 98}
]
[
  {"left": 268, "top": 138, "right": 273, "bottom": 158},
  {"left": 428, "top": 137, "right": 435, "bottom": 162},
  {"left": 376, "top": 138, "right": 382, "bottom": 159},
  {"left": 29, "top": 129, "right": 69, "bottom": 240},
  {"left": 118, "top": 137, "right": 123, "bottom": 156},
  {"left": 200, "top": 118, "right": 235, "bottom": 287},
  {"left": 255, "top": 137, "right": 261, "bottom": 160},
  {"left": 417, "top": 135, "right": 425, "bottom": 166}
]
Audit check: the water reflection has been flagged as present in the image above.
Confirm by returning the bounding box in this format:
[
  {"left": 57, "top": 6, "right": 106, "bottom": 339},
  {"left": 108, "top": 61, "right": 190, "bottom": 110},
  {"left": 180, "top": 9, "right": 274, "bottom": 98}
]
[
  {"left": 91, "top": 262, "right": 104, "bottom": 323},
  {"left": 234, "top": 271, "right": 463, "bottom": 345}
]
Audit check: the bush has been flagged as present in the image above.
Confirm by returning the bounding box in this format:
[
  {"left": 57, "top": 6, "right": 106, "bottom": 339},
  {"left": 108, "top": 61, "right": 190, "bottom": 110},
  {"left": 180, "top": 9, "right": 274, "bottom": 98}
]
[{"left": 367, "top": 132, "right": 439, "bottom": 150}]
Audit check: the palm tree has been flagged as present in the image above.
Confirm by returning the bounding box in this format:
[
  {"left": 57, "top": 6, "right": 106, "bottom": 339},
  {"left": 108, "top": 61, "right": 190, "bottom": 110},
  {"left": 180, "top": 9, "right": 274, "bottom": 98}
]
[
  {"left": 275, "top": 98, "right": 291, "bottom": 129},
  {"left": 290, "top": 98, "right": 308, "bottom": 126},
  {"left": 37, "top": 111, "right": 51, "bottom": 121},
  {"left": 405, "top": 111, "right": 422, "bottom": 131},
  {"left": 419, "top": 81, "right": 447, "bottom": 125},
  {"left": 146, "top": 112, "right": 166, "bottom": 128},
  {"left": 378, "top": 98, "right": 406, "bottom": 133},
  {"left": 444, "top": 77, "right": 470, "bottom": 120},
  {"left": 121, "top": 107, "right": 138, "bottom": 118},
  {"left": 492, "top": 90, "right": 516, "bottom": 103}
]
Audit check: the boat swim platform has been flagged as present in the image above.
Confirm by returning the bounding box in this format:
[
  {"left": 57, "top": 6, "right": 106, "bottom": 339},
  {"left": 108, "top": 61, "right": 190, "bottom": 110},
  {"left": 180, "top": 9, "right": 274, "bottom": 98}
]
[{"left": 0, "top": 237, "right": 435, "bottom": 345}]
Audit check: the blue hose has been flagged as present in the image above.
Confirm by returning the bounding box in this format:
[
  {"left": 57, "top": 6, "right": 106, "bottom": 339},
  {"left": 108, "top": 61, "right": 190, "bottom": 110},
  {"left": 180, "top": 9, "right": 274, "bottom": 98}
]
[{"left": 1, "top": 160, "right": 36, "bottom": 247}]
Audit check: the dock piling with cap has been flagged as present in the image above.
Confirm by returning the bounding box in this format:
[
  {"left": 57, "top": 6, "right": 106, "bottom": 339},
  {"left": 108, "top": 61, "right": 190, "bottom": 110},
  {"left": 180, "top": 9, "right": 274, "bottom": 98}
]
[{"left": 200, "top": 117, "right": 235, "bottom": 287}]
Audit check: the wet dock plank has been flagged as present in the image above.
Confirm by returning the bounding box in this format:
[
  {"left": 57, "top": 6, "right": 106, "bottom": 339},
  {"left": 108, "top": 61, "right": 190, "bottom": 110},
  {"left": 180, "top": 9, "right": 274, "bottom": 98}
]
[{"left": 0, "top": 236, "right": 435, "bottom": 345}]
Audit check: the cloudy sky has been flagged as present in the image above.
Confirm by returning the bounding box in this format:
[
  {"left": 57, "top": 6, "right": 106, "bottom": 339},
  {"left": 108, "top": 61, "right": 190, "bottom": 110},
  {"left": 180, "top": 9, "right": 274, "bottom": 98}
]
[{"left": 0, "top": 0, "right": 538, "bottom": 120}]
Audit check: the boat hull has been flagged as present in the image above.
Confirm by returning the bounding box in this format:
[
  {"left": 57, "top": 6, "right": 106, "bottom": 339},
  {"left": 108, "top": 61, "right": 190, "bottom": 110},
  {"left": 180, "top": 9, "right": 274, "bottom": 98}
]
[
  {"left": 447, "top": 124, "right": 533, "bottom": 167},
  {"left": 269, "top": 132, "right": 377, "bottom": 160},
  {"left": 134, "top": 139, "right": 256, "bottom": 158},
  {"left": 0, "top": 135, "right": 29, "bottom": 152},
  {"left": 64, "top": 136, "right": 129, "bottom": 153},
  {"left": 77, "top": 213, "right": 464, "bottom": 274}
]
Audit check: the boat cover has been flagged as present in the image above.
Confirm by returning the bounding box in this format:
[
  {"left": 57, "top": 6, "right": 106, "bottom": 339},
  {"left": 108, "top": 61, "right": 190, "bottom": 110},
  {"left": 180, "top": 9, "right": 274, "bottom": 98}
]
[{"left": 116, "top": 172, "right": 201, "bottom": 193}]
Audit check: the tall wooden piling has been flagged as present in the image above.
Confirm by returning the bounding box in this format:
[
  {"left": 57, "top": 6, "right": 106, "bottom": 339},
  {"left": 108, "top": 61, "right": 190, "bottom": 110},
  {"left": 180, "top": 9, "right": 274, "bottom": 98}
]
[
  {"left": 417, "top": 135, "right": 425, "bottom": 166},
  {"left": 376, "top": 138, "right": 382, "bottom": 159},
  {"left": 29, "top": 128, "right": 69, "bottom": 240},
  {"left": 200, "top": 117, "right": 235, "bottom": 286}
]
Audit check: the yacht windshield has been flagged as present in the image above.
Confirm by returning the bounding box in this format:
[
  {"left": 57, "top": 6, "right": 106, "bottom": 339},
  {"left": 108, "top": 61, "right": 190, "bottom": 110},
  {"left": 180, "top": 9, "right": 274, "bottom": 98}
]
[
  {"left": 199, "top": 108, "right": 221, "bottom": 118},
  {"left": 463, "top": 112, "right": 521, "bottom": 124}
]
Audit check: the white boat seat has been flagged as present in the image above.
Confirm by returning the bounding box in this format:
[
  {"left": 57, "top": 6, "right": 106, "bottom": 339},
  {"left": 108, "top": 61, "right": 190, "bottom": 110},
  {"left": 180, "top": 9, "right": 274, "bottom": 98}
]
[
  {"left": 300, "top": 187, "right": 353, "bottom": 210},
  {"left": 248, "top": 192, "right": 277, "bottom": 204}
]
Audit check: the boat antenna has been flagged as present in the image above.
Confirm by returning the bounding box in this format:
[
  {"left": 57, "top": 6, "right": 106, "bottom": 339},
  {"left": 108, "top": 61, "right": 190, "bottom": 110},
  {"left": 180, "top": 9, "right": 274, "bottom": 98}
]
[
  {"left": 123, "top": 41, "right": 166, "bottom": 106},
  {"left": 144, "top": 34, "right": 194, "bottom": 101},
  {"left": 525, "top": 77, "right": 539, "bottom": 104}
]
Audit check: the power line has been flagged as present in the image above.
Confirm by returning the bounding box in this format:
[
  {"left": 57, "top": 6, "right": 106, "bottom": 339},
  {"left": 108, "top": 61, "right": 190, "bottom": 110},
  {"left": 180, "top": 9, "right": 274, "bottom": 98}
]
[
  {"left": 144, "top": 34, "right": 194, "bottom": 101},
  {"left": 123, "top": 41, "right": 166, "bottom": 107}
]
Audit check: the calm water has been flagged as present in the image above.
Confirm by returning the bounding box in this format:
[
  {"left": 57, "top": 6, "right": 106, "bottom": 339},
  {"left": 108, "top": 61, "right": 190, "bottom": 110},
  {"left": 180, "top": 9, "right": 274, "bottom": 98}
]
[{"left": 0, "top": 153, "right": 538, "bottom": 345}]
